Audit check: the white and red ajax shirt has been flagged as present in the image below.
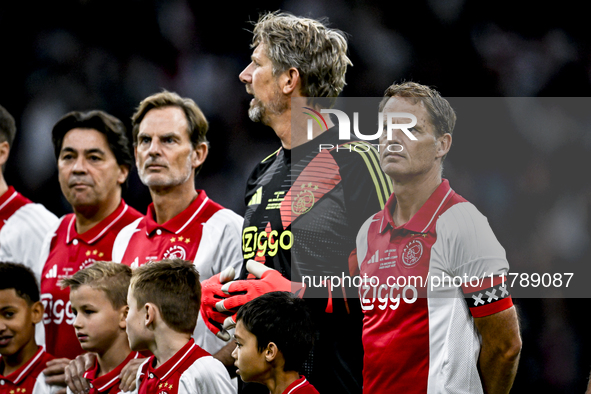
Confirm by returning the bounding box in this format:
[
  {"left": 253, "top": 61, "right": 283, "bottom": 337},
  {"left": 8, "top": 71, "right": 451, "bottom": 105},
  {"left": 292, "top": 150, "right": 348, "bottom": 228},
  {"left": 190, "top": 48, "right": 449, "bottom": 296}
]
[
  {"left": 134, "top": 339, "right": 234, "bottom": 394},
  {"left": 0, "top": 346, "right": 55, "bottom": 394},
  {"left": 356, "top": 179, "right": 513, "bottom": 394},
  {"left": 0, "top": 186, "right": 57, "bottom": 280},
  {"left": 281, "top": 377, "right": 320, "bottom": 394},
  {"left": 112, "top": 190, "right": 243, "bottom": 355},
  {"left": 66, "top": 351, "right": 141, "bottom": 394},
  {"left": 39, "top": 201, "right": 142, "bottom": 360}
]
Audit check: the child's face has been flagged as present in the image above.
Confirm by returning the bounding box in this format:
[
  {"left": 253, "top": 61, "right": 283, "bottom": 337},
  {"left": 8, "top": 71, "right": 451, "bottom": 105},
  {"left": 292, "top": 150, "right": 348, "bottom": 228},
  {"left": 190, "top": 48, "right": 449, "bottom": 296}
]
[
  {"left": 70, "top": 285, "right": 126, "bottom": 354},
  {"left": 0, "top": 289, "right": 42, "bottom": 357},
  {"left": 232, "top": 320, "right": 269, "bottom": 383},
  {"left": 125, "top": 289, "right": 148, "bottom": 351}
]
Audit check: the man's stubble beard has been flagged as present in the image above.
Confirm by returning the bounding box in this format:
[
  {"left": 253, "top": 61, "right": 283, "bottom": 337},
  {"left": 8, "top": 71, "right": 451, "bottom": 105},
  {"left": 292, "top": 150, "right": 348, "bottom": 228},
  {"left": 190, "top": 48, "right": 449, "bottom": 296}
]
[
  {"left": 139, "top": 154, "right": 194, "bottom": 189},
  {"left": 248, "top": 88, "right": 288, "bottom": 125}
]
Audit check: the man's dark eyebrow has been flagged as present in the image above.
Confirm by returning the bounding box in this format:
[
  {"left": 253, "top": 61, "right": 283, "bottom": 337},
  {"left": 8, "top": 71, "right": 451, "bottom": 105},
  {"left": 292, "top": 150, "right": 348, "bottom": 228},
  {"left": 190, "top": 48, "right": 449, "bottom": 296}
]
[{"left": 60, "top": 147, "right": 106, "bottom": 155}]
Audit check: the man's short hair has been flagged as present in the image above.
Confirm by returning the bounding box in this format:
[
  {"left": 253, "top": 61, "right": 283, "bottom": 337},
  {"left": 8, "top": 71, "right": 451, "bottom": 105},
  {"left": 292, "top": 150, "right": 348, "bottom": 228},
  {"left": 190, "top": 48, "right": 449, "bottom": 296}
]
[
  {"left": 131, "top": 90, "right": 209, "bottom": 149},
  {"left": 236, "top": 291, "right": 315, "bottom": 372},
  {"left": 0, "top": 105, "right": 16, "bottom": 146},
  {"left": 51, "top": 110, "right": 133, "bottom": 169},
  {"left": 60, "top": 261, "right": 131, "bottom": 309},
  {"left": 379, "top": 82, "right": 457, "bottom": 138},
  {"left": 0, "top": 262, "right": 40, "bottom": 305},
  {"left": 252, "top": 11, "right": 352, "bottom": 108},
  {"left": 130, "top": 259, "right": 201, "bottom": 335}
]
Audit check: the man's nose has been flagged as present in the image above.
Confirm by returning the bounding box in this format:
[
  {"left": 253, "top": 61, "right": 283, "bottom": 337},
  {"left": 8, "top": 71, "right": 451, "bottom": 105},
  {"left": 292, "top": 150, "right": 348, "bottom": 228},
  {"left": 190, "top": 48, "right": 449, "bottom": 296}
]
[{"left": 239, "top": 63, "right": 253, "bottom": 84}]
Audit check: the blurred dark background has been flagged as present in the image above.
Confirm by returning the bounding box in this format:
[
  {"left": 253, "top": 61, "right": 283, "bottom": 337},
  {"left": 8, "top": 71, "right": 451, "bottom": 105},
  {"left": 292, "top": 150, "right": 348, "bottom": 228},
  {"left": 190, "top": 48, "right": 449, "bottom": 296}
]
[{"left": 1, "top": 1, "right": 590, "bottom": 391}]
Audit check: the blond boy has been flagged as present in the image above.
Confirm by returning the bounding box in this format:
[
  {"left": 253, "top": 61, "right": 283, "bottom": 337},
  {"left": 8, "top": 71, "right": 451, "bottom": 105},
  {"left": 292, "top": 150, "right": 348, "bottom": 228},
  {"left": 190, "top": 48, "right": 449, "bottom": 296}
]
[
  {"left": 126, "top": 259, "right": 233, "bottom": 394},
  {"left": 61, "top": 262, "right": 140, "bottom": 394}
]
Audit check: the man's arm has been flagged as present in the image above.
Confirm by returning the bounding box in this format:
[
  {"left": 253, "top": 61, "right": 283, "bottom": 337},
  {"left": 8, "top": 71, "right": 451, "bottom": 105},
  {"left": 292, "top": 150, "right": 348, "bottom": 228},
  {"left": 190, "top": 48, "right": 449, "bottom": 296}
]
[{"left": 474, "top": 306, "right": 522, "bottom": 394}]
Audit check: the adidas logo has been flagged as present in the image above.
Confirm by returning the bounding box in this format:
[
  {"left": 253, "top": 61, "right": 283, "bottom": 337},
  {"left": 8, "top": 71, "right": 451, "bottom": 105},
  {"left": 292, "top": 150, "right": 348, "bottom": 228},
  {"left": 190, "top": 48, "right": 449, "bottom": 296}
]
[
  {"left": 248, "top": 187, "right": 262, "bottom": 206},
  {"left": 367, "top": 250, "right": 379, "bottom": 264},
  {"left": 45, "top": 264, "right": 57, "bottom": 279}
]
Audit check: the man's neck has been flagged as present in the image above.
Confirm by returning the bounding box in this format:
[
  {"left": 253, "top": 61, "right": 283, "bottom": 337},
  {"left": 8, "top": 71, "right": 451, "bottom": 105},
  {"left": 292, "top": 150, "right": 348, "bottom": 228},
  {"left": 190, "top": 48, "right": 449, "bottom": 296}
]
[
  {"left": 96, "top": 333, "right": 132, "bottom": 377},
  {"left": 271, "top": 100, "right": 334, "bottom": 150},
  {"left": 266, "top": 369, "right": 301, "bottom": 394},
  {"left": 74, "top": 195, "right": 121, "bottom": 234},
  {"left": 149, "top": 182, "right": 197, "bottom": 225},
  {"left": 391, "top": 170, "right": 442, "bottom": 227},
  {"left": 1, "top": 339, "right": 38, "bottom": 377},
  {"left": 149, "top": 330, "right": 192, "bottom": 369},
  {"left": 0, "top": 175, "right": 8, "bottom": 198}
]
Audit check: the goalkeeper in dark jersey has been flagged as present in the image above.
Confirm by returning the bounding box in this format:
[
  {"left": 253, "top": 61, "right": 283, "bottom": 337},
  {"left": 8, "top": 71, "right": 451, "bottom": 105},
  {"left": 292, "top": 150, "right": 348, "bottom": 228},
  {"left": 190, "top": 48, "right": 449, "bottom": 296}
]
[{"left": 201, "top": 11, "right": 392, "bottom": 394}]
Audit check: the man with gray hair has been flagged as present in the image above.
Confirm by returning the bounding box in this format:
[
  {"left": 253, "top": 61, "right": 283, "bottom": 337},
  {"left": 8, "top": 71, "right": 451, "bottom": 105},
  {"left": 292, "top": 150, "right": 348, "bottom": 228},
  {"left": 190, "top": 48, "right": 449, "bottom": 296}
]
[{"left": 202, "top": 11, "right": 392, "bottom": 394}]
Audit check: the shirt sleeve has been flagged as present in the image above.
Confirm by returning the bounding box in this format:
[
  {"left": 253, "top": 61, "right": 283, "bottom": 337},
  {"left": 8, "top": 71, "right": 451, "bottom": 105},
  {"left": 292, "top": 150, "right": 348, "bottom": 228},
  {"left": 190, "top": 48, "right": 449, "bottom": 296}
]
[
  {"left": 0, "top": 203, "right": 58, "bottom": 281},
  {"left": 180, "top": 356, "right": 235, "bottom": 394},
  {"left": 194, "top": 209, "right": 243, "bottom": 280},
  {"left": 433, "top": 202, "right": 513, "bottom": 317}
]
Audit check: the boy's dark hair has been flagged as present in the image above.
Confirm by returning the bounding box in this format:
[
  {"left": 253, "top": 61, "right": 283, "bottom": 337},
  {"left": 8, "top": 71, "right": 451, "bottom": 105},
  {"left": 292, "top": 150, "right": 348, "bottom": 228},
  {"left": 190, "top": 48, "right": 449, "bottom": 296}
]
[
  {"left": 236, "top": 291, "right": 315, "bottom": 372},
  {"left": 130, "top": 259, "right": 201, "bottom": 334},
  {"left": 0, "top": 262, "right": 40, "bottom": 305}
]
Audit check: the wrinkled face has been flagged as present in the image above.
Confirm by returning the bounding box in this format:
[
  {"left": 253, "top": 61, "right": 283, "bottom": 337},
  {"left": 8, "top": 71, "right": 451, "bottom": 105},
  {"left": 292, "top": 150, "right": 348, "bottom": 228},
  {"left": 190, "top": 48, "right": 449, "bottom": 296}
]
[
  {"left": 0, "top": 289, "right": 40, "bottom": 357},
  {"left": 70, "top": 285, "right": 126, "bottom": 355},
  {"left": 58, "top": 128, "right": 127, "bottom": 212},
  {"left": 239, "top": 44, "right": 288, "bottom": 125},
  {"left": 135, "top": 106, "right": 202, "bottom": 191},
  {"left": 379, "top": 97, "right": 444, "bottom": 181},
  {"left": 232, "top": 320, "right": 269, "bottom": 383},
  {"left": 125, "top": 289, "right": 148, "bottom": 351}
]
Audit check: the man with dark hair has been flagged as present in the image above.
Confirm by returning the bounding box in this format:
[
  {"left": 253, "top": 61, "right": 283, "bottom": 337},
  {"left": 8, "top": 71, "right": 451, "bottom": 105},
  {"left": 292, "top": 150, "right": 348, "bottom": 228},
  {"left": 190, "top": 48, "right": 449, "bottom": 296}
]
[
  {"left": 0, "top": 104, "right": 57, "bottom": 279},
  {"left": 202, "top": 11, "right": 392, "bottom": 394},
  {"left": 355, "top": 82, "right": 521, "bottom": 393},
  {"left": 39, "top": 110, "right": 142, "bottom": 389},
  {"left": 232, "top": 291, "right": 318, "bottom": 394},
  {"left": 111, "top": 91, "right": 242, "bottom": 363}
]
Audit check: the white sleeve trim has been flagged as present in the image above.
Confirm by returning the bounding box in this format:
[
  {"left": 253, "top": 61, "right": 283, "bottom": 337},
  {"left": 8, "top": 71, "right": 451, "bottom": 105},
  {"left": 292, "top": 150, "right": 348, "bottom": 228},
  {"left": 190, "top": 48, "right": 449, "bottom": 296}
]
[
  {"left": 112, "top": 217, "right": 143, "bottom": 263},
  {"left": 356, "top": 214, "right": 377, "bottom": 270}
]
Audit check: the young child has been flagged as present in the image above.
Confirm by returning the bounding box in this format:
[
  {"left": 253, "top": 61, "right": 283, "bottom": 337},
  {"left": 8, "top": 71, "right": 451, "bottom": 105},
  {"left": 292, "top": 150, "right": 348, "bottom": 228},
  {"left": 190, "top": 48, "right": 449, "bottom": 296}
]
[
  {"left": 126, "top": 259, "right": 233, "bottom": 394},
  {"left": 232, "top": 291, "right": 318, "bottom": 394},
  {"left": 61, "top": 261, "right": 140, "bottom": 394},
  {"left": 0, "top": 262, "right": 55, "bottom": 394}
]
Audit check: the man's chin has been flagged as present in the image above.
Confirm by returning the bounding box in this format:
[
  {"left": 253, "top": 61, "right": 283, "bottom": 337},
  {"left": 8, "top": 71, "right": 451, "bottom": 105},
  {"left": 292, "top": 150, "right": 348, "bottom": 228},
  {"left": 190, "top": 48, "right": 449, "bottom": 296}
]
[{"left": 248, "top": 106, "right": 263, "bottom": 123}]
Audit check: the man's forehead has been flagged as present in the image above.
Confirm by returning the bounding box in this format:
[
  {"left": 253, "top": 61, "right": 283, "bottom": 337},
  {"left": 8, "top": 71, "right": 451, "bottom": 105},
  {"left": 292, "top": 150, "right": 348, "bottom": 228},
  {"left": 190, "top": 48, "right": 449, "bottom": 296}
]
[
  {"left": 139, "top": 106, "right": 188, "bottom": 133},
  {"left": 61, "top": 128, "right": 110, "bottom": 150}
]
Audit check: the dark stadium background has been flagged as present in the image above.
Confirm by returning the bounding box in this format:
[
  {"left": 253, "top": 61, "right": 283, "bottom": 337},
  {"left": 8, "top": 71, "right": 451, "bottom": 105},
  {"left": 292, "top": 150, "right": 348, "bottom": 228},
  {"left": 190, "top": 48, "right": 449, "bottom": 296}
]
[{"left": 1, "top": 1, "right": 589, "bottom": 392}]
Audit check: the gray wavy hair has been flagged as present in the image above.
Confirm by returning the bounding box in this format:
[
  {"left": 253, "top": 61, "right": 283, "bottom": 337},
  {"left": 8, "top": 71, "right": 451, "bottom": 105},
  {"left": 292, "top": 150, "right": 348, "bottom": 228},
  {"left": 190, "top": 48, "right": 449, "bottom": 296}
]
[{"left": 252, "top": 11, "right": 352, "bottom": 108}]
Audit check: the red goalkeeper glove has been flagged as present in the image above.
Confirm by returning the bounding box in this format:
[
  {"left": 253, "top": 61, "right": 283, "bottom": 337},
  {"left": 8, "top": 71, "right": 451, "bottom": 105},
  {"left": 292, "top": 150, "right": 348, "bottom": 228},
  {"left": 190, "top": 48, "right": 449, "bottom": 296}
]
[
  {"left": 200, "top": 266, "right": 236, "bottom": 341},
  {"left": 214, "top": 260, "right": 306, "bottom": 331}
]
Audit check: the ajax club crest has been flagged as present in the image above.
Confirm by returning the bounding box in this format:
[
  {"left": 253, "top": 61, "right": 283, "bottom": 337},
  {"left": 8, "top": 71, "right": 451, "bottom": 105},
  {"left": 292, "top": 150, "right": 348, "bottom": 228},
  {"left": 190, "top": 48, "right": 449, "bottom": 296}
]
[
  {"left": 402, "top": 239, "right": 423, "bottom": 267},
  {"left": 292, "top": 183, "right": 318, "bottom": 215}
]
